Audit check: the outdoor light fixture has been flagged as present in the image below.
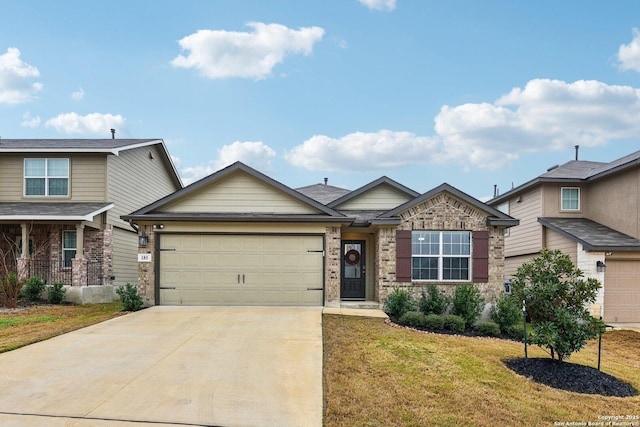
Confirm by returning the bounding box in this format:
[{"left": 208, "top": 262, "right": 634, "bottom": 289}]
[
  {"left": 504, "top": 279, "right": 512, "bottom": 294},
  {"left": 138, "top": 232, "right": 148, "bottom": 247},
  {"left": 596, "top": 260, "right": 606, "bottom": 273}
]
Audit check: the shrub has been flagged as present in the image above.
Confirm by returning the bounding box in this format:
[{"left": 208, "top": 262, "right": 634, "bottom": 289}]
[
  {"left": 424, "top": 313, "right": 445, "bottom": 330},
  {"left": 504, "top": 323, "right": 526, "bottom": 341},
  {"left": 399, "top": 311, "right": 426, "bottom": 328},
  {"left": 116, "top": 283, "right": 144, "bottom": 311},
  {"left": 511, "top": 249, "right": 606, "bottom": 361},
  {"left": 383, "top": 287, "right": 415, "bottom": 319},
  {"left": 418, "top": 284, "right": 450, "bottom": 315},
  {"left": 47, "top": 282, "right": 66, "bottom": 304},
  {"left": 22, "top": 276, "right": 46, "bottom": 302},
  {"left": 451, "top": 283, "right": 484, "bottom": 328},
  {"left": 490, "top": 293, "right": 523, "bottom": 332},
  {"left": 474, "top": 321, "right": 501, "bottom": 337},
  {"left": 0, "top": 272, "right": 22, "bottom": 308},
  {"left": 443, "top": 314, "right": 465, "bottom": 333}
]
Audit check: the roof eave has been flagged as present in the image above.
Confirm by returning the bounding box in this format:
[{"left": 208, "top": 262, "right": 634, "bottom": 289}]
[
  {"left": 122, "top": 214, "right": 354, "bottom": 224},
  {"left": 487, "top": 218, "right": 520, "bottom": 227},
  {"left": 0, "top": 202, "right": 114, "bottom": 222}
]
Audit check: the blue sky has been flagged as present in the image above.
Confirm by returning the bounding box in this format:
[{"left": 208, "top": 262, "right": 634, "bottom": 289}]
[{"left": 2, "top": 0, "right": 640, "bottom": 200}]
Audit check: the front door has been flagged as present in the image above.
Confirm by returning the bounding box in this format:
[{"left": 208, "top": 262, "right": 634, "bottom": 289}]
[{"left": 341, "top": 240, "right": 366, "bottom": 299}]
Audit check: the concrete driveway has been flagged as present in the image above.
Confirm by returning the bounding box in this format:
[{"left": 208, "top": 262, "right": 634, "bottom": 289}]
[{"left": 0, "top": 306, "right": 323, "bottom": 427}]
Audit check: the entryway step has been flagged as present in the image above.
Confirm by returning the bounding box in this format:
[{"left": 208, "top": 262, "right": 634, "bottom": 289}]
[{"left": 340, "top": 300, "right": 382, "bottom": 310}]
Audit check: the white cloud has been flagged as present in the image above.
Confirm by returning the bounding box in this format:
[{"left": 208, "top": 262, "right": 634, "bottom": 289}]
[
  {"left": 617, "top": 28, "right": 640, "bottom": 72},
  {"left": 287, "top": 79, "right": 640, "bottom": 172},
  {"left": 45, "top": 112, "right": 126, "bottom": 135},
  {"left": 214, "top": 140, "right": 276, "bottom": 170},
  {"left": 173, "top": 141, "right": 276, "bottom": 185},
  {"left": 20, "top": 112, "right": 41, "bottom": 128},
  {"left": 171, "top": 22, "right": 325, "bottom": 80},
  {"left": 0, "top": 47, "right": 42, "bottom": 104},
  {"left": 71, "top": 87, "right": 85, "bottom": 100},
  {"left": 358, "top": 0, "right": 396, "bottom": 12}
]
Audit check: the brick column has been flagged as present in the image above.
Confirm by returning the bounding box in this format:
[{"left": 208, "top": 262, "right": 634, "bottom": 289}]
[
  {"left": 102, "top": 225, "right": 114, "bottom": 284},
  {"left": 137, "top": 224, "right": 155, "bottom": 306},
  {"left": 72, "top": 258, "right": 88, "bottom": 286},
  {"left": 324, "top": 226, "right": 341, "bottom": 307}
]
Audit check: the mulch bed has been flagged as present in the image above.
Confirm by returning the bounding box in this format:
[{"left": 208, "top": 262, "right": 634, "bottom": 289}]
[{"left": 504, "top": 357, "right": 638, "bottom": 397}]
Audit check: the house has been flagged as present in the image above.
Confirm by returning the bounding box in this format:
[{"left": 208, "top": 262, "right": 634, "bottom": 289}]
[
  {"left": 123, "top": 162, "right": 518, "bottom": 308},
  {"left": 0, "top": 139, "right": 182, "bottom": 303},
  {"left": 488, "top": 149, "right": 640, "bottom": 323}
]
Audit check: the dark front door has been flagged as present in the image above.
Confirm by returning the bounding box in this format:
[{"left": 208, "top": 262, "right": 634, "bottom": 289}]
[{"left": 341, "top": 240, "right": 366, "bottom": 299}]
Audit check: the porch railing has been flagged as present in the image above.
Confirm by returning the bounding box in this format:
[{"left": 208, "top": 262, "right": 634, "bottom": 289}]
[{"left": 26, "top": 260, "right": 104, "bottom": 286}]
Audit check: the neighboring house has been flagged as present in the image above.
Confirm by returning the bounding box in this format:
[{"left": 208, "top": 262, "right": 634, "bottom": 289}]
[
  {"left": 489, "top": 149, "right": 640, "bottom": 323},
  {"left": 0, "top": 139, "right": 182, "bottom": 303},
  {"left": 123, "top": 162, "right": 517, "bottom": 308}
]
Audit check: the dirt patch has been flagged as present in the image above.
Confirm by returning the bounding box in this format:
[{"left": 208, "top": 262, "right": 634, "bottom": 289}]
[{"left": 505, "top": 357, "right": 638, "bottom": 397}]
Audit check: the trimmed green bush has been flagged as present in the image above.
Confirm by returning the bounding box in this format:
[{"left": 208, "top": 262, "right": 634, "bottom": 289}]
[
  {"left": 384, "top": 287, "right": 415, "bottom": 319},
  {"left": 399, "top": 311, "right": 427, "bottom": 328},
  {"left": 424, "top": 313, "right": 445, "bottom": 330},
  {"left": 504, "top": 323, "right": 526, "bottom": 341},
  {"left": 47, "top": 282, "right": 66, "bottom": 304},
  {"left": 474, "top": 321, "right": 501, "bottom": 337},
  {"left": 443, "top": 314, "right": 465, "bottom": 333},
  {"left": 451, "top": 283, "right": 484, "bottom": 328},
  {"left": 116, "top": 283, "right": 144, "bottom": 311},
  {"left": 490, "top": 294, "right": 523, "bottom": 332},
  {"left": 22, "top": 276, "right": 46, "bottom": 302},
  {"left": 419, "top": 284, "right": 450, "bottom": 315}
]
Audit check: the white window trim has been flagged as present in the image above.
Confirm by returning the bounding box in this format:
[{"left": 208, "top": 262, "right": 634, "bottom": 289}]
[
  {"left": 24, "top": 158, "right": 70, "bottom": 197},
  {"left": 412, "top": 231, "right": 472, "bottom": 282},
  {"left": 560, "top": 187, "right": 580, "bottom": 211}
]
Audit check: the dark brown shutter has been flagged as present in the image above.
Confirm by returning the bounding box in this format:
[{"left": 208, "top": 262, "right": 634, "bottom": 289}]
[
  {"left": 396, "top": 230, "right": 412, "bottom": 282},
  {"left": 472, "top": 230, "right": 489, "bottom": 283}
]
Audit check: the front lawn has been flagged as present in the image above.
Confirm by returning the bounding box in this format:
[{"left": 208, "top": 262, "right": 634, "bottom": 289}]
[
  {"left": 323, "top": 314, "right": 640, "bottom": 426},
  {"left": 0, "top": 302, "right": 125, "bottom": 353}
]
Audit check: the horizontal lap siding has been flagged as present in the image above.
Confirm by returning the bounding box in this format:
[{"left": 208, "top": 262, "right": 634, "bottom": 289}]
[
  {"left": 505, "top": 187, "right": 543, "bottom": 257},
  {"left": 112, "top": 227, "right": 138, "bottom": 287},
  {"left": 334, "top": 185, "right": 414, "bottom": 210}
]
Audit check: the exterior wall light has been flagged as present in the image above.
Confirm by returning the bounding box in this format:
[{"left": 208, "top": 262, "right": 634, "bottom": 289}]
[
  {"left": 139, "top": 232, "right": 149, "bottom": 247},
  {"left": 504, "top": 279, "right": 512, "bottom": 294},
  {"left": 596, "top": 260, "right": 606, "bottom": 273}
]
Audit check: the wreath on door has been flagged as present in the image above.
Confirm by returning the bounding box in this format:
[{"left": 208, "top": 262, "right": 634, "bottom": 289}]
[{"left": 345, "top": 249, "right": 361, "bottom": 265}]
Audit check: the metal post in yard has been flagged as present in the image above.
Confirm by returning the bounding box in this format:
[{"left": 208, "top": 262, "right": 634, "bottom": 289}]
[
  {"left": 598, "top": 314, "right": 603, "bottom": 371},
  {"left": 523, "top": 299, "right": 528, "bottom": 367}
]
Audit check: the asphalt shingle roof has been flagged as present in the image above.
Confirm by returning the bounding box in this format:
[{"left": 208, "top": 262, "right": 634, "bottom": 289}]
[
  {"left": 0, "top": 202, "right": 113, "bottom": 220},
  {"left": 295, "top": 183, "right": 352, "bottom": 205},
  {"left": 0, "top": 139, "right": 160, "bottom": 151},
  {"left": 538, "top": 217, "right": 640, "bottom": 251}
]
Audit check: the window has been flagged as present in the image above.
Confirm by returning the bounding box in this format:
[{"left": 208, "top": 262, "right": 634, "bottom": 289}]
[
  {"left": 561, "top": 187, "right": 580, "bottom": 211},
  {"left": 411, "top": 231, "right": 471, "bottom": 281},
  {"left": 62, "top": 230, "right": 77, "bottom": 268},
  {"left": 24, "top": 158, "right": 69, "bottom": 196}
]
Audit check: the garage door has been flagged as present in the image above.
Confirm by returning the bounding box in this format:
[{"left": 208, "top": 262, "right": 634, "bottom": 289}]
[
  {"left": 158, "top": 234, "right": 324, "bottom": 306},
  {"left": 604, "top": 260, "right": 640, "bottom": 323}
]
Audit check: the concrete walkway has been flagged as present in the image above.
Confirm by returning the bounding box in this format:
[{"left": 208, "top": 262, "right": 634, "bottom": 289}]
[{"left": 0, "top": 306, "right": 323, "bottom": 427}]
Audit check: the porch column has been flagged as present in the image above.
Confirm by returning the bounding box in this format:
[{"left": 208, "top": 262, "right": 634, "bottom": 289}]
[
  {"left": 17, "top": 223, "right": 29, "bottom": 281},
  {"left": 76, "top": 224, "right": 85, "bottom": 259}
]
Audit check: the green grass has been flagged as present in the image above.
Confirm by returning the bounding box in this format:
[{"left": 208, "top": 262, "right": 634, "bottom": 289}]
[
  {"left": 0, "top": 302, "right": 125, "bottom": 353},
  {"left": 323, "top": 314, "right": 640, "bottom": 427}
]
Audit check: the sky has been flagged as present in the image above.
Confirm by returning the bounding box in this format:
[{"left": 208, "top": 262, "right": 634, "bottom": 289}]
[{"left": 2, "top": 0, "right": 640, "bottom": 201}]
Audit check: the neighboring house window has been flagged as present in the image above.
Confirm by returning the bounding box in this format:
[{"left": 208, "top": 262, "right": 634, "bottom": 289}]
[
  {"left": 24, "top": 158, "right": 69, "bottom": 196},
  {"left": 62, "top": 230, "right": 77, "bottom": 268},
  {"left": 561, "top": 187, "right": 580, "bottom": 211},
  {"left": 411, "top": 231, "right": 471, "bottom": 281}
]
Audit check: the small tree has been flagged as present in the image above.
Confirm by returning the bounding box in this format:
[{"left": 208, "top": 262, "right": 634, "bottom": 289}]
[
  {"left": 511, "top": 249, "right": 605, "bottom": 362},
  {"left": 419, "top": 283, "right": 450, "bottom": 315},
  {"left": 451, "top": 283, "right": 484, "bottom": 328},
  {"left": 383, "top": 287, "right": 416, "bottom": 319}
]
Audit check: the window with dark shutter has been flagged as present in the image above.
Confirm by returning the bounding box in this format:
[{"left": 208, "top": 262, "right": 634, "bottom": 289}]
[
  {"left": 396, "top": 230, "right": 412, "bottom": 282},
  {"left": 472, "top": 230, "right": 489, "bottom": 283}
]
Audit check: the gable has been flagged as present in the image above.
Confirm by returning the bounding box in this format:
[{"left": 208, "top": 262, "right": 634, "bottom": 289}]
[
  {"left": 399, "top": 193, "right": 488, "bottom": 229},
  {"left": 333, "top": 183, "right": 415, "bottom": 210},
  {"left": 159, "top": 170, "right": 324, "bottom": 214}
]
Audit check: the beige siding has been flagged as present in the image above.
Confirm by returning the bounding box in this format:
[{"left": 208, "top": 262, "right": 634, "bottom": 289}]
[
  {"left": 0, "top": 153, "right": 107, "bottom": 202},
  {"left": 504, "top": 187, "right": 543, "bottom": 257},
  {"left": 541, "top": 183, "right": 585, "bottom": 218},
  {"left": 162, "top": 171, "right": 321, "bottom": 214},
  {"left": 504, "top": 254, "right": 536, "bottom": 278},
  {"left": 585, "top": 167, "right": 640, "bottom": 239},
  {"left": 112, "top": 226, "right": 138, "bottom": 287},
  {"left": 544, "top": 228, "right": 577, "bottom": 263},
  {"left": 107, "top": 145, "right": 180, "bottom": 228},
  {"left": 333, "top": 184, "right": 414, "bottom": 210}
]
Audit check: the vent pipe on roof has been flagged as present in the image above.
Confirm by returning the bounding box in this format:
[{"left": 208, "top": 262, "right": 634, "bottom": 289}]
[
  {"left": 110, "top": 128, "right": 116, "bottom": 139},
  {"left": 324, "top": 177, "right": 328, "bottom": 185},
  {"left": 493, "top": 184, "right": 498, "bottom": 198},
  {"left": 575, "top": 145, "right": 579, "bottom": 161}
]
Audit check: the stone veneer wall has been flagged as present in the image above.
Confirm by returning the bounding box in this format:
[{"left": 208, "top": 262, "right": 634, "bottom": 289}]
[
  {"left": 376, "top": 193, "right": 506, "bottom": 304},
  {"left": 324, "top": 226, "right": 342, "bottom": 307},
  {"left": 137, "top": 224, "right": 156, "bottom": 306}
]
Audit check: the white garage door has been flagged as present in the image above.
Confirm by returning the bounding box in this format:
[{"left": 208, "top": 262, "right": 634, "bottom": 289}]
[
  {"left": 604, "top": 260, "right": 640, "bottom": 323},
  {"left": 158, "top": 234, "right": 324, "bottom": 306}
]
